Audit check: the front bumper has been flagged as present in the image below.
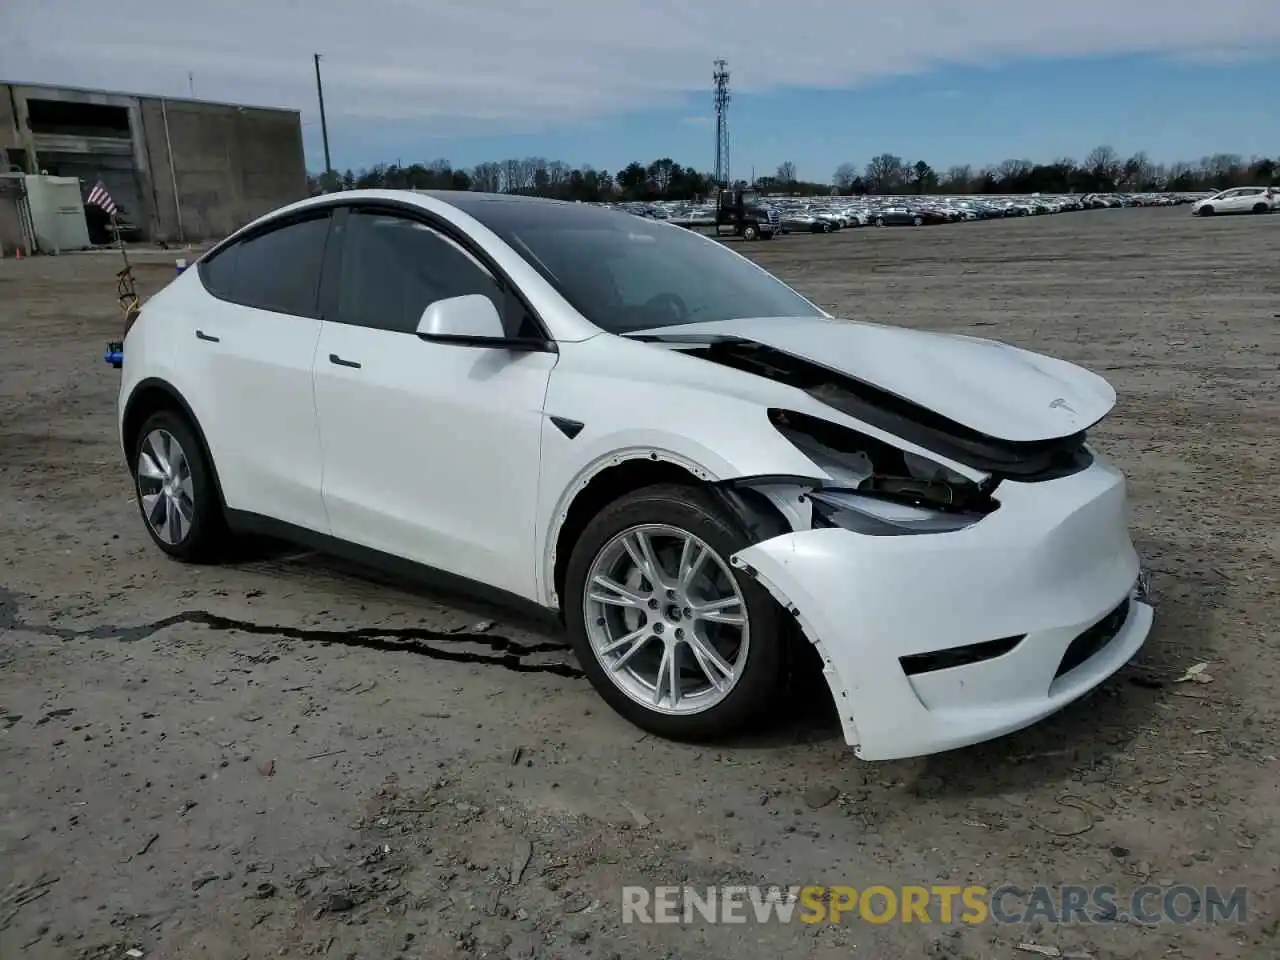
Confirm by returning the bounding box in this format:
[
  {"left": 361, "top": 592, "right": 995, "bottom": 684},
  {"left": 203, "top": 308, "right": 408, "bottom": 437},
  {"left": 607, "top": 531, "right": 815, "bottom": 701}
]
[{"left": 730, "top": 454, "right": 1154, "bottom": 761}]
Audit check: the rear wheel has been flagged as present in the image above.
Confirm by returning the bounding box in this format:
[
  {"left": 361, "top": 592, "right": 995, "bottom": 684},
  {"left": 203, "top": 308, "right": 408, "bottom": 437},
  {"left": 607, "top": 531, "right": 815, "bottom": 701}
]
[
  {"left": 875, "top": 216, "right": 885, "bottom": 227},
  {"left": 1253, "top": 202, "right": 1269, "bottom": 214},
  {"left": 564, "top": 484, "right": 787, "bottom": 741},
  {"left": 132, "top": 409, "right": 228, "bottom": 562},
  {"left": 912, "top": 215, "right": 924, "bottom": 226}
]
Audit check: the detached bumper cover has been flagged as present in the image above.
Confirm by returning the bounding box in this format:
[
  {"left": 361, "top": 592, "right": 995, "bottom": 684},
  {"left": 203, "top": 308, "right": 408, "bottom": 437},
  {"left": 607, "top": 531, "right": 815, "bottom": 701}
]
[{"left": 731, "top": 454, "right": 1154, "bottom": 761}]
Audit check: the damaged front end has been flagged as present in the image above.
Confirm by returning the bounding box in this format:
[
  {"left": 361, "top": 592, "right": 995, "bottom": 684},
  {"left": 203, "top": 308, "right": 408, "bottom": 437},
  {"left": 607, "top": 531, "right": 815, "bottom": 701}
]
[
  {"left": 678, "top": 341, "right": 1151, "bottom": 761},
  {"left": 759, "top": 408, "right": 1000, "bottom": 536},
  {"left": 685, "top": 337, "right": 1097, "bottom": 483}
]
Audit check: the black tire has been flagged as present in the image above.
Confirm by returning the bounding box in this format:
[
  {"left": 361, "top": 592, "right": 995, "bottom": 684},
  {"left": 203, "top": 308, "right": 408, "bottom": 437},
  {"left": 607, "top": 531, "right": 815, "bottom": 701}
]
[
  {"left": 912, "top": 215, "right": 924, "bottom": 226},
  {"left": 1199, "top": 205, "right": 1215, "bottom": 216},
  {"left": 131, "top": 408, "right": 229, "bottom": 562},
  {"left": 1253, "top": 202, "right": 1269, "bottom": 214},
  {"left": 742, "top": 224, "right": 759, "bottom": 241},
  {"left": 563, "top": 483, "right": 787, "bottom": 741},
  {"left": 875, "top": 217, "right": 885, "bottom": 227}
]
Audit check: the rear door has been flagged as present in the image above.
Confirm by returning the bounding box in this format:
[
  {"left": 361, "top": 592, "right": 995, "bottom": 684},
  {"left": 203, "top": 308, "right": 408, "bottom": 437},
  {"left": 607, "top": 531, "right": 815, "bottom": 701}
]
[{"left": 185, "top": 210, "right": 332, "bottom": 532}]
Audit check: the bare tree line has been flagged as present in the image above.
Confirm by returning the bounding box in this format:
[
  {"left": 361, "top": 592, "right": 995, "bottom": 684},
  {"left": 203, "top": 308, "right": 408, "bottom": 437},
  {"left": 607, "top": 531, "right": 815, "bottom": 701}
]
[{"left": 310, "top": 147, "right": 1276, "bottom": 201}]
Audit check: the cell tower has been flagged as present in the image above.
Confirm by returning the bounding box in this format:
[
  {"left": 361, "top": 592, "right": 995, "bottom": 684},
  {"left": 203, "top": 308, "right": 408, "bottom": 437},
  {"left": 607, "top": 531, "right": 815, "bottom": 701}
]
[{"left": 713, "top": 59, "right": 731, "bottom": 186}]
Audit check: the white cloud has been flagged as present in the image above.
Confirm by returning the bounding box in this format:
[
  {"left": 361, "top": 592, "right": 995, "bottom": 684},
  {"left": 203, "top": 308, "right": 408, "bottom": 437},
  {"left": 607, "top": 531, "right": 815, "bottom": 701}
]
[{"left": 3, "top": 0, "right": 1278, "bottom": 131}]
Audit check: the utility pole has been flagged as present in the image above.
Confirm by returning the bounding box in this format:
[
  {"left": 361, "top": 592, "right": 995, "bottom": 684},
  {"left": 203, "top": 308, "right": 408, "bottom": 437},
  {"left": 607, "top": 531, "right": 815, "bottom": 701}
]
[
  {"left": 713, "top": 59, "right": 731, "bottom": 187},
  {"left": 314, "top": 53, "right": 332, "bottom": 177}
]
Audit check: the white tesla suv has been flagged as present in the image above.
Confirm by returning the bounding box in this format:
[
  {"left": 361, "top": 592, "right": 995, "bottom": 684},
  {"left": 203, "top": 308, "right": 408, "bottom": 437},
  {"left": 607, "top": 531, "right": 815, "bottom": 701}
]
[{"left": 116, "top": 190, "right": 1153, "bottom": 760}]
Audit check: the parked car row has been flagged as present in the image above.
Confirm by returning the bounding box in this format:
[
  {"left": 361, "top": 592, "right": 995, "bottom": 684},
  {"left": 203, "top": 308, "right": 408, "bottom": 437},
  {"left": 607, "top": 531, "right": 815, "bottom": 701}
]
[{"left": 609, "top": 192, "right": 1208, "bottom": 234}]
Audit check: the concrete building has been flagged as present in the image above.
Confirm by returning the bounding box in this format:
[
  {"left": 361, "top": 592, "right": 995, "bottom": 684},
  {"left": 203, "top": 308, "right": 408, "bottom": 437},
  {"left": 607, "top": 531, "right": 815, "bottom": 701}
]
[{"left": 1, "top": 82, "right": 309, "bottom": 243}]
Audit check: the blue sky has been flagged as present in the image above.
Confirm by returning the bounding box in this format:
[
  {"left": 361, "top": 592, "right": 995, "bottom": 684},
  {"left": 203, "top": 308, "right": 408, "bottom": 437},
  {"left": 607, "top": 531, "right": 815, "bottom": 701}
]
[
  {"left": 318, "top": 53, "right": 1280, "bottom": 181},
  {"left": 6, "top": 0, "right": 1279, "bottom": 182}
]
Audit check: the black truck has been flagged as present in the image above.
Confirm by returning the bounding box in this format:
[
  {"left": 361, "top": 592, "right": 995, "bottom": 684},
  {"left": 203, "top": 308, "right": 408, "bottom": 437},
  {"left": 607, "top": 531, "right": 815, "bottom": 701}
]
[{"left": 713, "top": 188, "right": 779, "bottom": 240}]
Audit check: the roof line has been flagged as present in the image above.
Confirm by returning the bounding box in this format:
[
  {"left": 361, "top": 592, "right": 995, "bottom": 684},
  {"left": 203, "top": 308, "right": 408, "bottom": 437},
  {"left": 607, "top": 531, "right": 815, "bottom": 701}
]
[{"left": 0, "top": 80, "right": 301, "bottom": 115}]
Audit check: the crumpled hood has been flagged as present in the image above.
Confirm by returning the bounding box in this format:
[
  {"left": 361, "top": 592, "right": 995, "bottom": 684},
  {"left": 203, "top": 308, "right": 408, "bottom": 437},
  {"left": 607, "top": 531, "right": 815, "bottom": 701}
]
[{"left": 635, "top": 315, "right": 1116, "bottom": 442}]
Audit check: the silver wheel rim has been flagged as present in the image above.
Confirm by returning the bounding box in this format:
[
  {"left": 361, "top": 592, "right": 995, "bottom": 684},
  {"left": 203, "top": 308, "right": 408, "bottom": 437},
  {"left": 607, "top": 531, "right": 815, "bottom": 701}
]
[
  {"left": 583, "top": 523, "right": 749, "bottom": 716},
  {"left": 137, "top": 428, "right": 195, "bottom": 545}
]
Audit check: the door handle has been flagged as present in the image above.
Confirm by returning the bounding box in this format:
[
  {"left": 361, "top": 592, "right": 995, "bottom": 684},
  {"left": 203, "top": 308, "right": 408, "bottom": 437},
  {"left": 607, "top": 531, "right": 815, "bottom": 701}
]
[
  {"left": 195, "top": 329, "right": 220, "bottom": 342},
  {"left": 329, "top": 353, "right": 361, "bottom": 368}
]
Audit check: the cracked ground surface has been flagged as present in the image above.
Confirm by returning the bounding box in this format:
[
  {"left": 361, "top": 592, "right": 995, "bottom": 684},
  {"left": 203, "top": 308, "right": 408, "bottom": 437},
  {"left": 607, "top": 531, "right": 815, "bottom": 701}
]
[{"left": 2, "top": 208, "right": 1279, "bottom": 959}]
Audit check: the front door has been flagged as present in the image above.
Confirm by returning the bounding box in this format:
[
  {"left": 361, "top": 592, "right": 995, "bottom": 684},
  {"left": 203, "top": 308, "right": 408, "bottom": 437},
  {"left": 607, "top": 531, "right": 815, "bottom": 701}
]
[{"left": 312, "top": 208, "right": 556, "bottom": 601}]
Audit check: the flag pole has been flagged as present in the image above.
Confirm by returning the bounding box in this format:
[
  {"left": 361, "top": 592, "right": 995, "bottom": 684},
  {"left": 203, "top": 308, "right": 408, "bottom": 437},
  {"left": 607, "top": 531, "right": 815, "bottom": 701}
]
[
  {"left": 111, "top": 210, "right": 139, "bottom": 325},
  {"left": 112, "top": 212, "right": 130, "bottom": 269}
]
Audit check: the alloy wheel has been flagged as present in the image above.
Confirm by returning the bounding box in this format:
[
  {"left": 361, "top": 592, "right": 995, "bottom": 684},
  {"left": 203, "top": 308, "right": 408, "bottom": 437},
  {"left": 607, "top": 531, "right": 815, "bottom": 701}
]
[
  {"left": 137, "top": 428, "right": 195, "bottom": 544},
  {"left": 583, "top": 523, "right": 749, "bottom": 715}
]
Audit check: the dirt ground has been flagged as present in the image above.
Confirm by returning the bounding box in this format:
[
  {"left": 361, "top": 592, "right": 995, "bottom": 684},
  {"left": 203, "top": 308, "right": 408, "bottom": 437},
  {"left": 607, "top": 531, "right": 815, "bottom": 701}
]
[{"left": 1, "top": 207, "right": 1277, "bottom": 960}]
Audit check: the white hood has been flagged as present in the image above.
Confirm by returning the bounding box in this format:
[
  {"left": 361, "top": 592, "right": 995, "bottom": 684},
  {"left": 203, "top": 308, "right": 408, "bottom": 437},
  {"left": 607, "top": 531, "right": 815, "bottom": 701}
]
[{"left": 639, "top": 316, "right": 1116, "bottom": 442}]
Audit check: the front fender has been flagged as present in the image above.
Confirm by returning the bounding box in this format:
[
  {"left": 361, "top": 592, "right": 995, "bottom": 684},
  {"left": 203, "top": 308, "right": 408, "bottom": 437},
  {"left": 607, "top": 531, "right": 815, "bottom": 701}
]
[
  {"left": 534, "top": 419, "right": 825, "bottom": 607},
  {"left": 534, "top": 338, "right": 836, "bottom": 607}
]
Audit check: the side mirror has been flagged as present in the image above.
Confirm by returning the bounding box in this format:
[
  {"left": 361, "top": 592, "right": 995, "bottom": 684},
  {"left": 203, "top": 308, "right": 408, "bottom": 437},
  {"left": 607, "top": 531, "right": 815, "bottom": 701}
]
[{"left": 416, "top": 294, "right": 505, "bottom": 341}]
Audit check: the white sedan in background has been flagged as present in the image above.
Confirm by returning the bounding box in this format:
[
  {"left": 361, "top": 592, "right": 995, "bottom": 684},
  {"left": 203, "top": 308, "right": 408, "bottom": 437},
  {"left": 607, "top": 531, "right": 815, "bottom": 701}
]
[
  {"left": 1192, "top": 186, "right": 1275, "bottom": 215},
  {"left": 114, "top": 189, "right": 1153, "bottom": 761}
]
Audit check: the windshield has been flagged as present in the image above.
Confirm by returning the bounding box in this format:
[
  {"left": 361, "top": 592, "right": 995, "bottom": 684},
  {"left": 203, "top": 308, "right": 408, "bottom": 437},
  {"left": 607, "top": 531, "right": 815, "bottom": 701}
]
[{"left": 449, "top": 197, "right": 822, "bottom": 333}]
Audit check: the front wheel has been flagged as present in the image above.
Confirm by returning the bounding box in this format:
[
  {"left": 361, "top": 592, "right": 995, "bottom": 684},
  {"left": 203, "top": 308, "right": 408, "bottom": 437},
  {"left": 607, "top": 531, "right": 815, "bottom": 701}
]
[
  {"left": 912, "top": 215, "right": 924, "bottom": 226},
  {"left": 563, "top": 484, "right": 787, "bottom": 741},
  {"left": 875, "top": 217, "right": 885, "bottom": 227},
  {"left": 1199, "top": 205, "right": 1215, "bottom": 216},
  {"left": 742, "top": 224, "right": 759, "bottom": 241}
]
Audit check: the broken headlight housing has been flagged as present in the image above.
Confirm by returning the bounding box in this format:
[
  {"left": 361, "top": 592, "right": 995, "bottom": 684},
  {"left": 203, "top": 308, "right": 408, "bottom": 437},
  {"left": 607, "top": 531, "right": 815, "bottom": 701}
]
[
  {"left": 769, "top": 409, "right": 999, "bottom": 537},
  {"left": 807, "top": 488, "right": 988, "bottom": 536}
]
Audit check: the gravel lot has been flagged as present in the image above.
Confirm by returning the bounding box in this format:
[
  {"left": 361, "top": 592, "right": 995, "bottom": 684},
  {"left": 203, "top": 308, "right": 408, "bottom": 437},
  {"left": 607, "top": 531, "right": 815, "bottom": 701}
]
[{"left": 2, "top": 207, "right": 1277, "bottom": 960}]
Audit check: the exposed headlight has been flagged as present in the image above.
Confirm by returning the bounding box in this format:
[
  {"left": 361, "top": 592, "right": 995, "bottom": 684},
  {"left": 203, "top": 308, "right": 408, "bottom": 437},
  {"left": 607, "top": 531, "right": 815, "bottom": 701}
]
[
  {"left": 809, "top": 488, "right": 986, "bottom": 536},
  {"left": 768, "top": 408, "right": 999, "bottom": 536}
]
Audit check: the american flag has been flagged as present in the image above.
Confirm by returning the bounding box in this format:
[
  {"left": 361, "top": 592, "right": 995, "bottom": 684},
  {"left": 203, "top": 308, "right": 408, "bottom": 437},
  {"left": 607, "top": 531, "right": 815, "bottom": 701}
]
[{"left": 86, "top": 180, "right": 118, "bottom": 217}]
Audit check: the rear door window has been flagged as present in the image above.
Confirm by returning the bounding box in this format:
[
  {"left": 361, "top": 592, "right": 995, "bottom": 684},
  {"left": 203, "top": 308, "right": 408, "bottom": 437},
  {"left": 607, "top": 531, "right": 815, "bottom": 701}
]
[{"left": 199, "top": 212, "right": 331, "bottom": 318}]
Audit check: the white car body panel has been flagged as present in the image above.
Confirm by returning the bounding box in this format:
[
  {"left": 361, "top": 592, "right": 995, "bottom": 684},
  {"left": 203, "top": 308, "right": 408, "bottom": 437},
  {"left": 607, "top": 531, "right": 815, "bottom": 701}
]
[
  {"left": 733, "top": 452, "right": 1153, "bottom": 760},
  {"left": 118, "top": 272, "right": 330, "bottom": 533},
  {"left": 533, "top": 330, "right": 1006, "bottom": 605},
  {"left": 635, "top": 316, "right": 1117, "bottom": 442},
  {"left": 313, "top": 322, "right": 557, "bottom": 600},
  {"left": 117, "top": 189, "right": 1154, "bottom": 761}
]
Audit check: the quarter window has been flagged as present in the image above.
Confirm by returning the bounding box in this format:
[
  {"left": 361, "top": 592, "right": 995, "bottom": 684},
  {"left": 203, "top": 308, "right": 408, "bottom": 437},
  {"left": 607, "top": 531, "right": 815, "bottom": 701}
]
[
  {"left": 198, "top": 213, "right": 330, "bottom": 318},
  {"left": 336, "top": 212, "right": 505, "bottom": 334}
]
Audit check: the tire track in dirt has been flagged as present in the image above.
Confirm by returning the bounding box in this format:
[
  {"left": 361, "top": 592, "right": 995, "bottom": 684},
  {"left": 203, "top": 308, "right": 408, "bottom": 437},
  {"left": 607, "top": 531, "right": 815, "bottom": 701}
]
[{"left": 0, "top": 585, "right": 583, "bottom": 678}]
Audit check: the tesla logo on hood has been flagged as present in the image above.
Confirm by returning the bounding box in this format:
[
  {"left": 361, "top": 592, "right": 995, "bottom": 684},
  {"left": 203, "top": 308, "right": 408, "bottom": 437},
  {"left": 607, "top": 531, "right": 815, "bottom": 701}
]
[{"left": 1048, "top": 398, "right": 1076, "bottom": 414}]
